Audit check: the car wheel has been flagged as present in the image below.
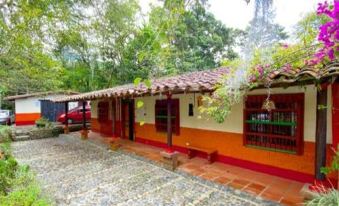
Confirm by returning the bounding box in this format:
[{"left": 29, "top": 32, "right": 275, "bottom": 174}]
[{"left": 6, "top": 119, "right": 11, "bottom": 126}]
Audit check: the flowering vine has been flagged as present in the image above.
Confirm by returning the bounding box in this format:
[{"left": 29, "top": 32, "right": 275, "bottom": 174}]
[
  {"left": 307, "top": 0, "right": 339, "bottom": 65},
  {"left": 201, "top": 0, "right": 338, "bottom": 123}
]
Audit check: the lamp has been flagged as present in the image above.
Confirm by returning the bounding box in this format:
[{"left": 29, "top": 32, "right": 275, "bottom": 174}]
[{"left": 262, "top": 99, "right": 276, "bottom": 111}]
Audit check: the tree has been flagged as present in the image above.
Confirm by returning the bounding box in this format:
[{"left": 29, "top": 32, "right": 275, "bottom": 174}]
[
  {"left": 55, "top": 0, "right": 140, "bottom": 90},
  {"left": 120, "top": 0, "right": 239, "bottom": 82},
  {"left": 241, "top": 0, "right": 288, "bottom": 59},
  {"left": 0, "top": 0, "right": 90, "bottom": 94}
]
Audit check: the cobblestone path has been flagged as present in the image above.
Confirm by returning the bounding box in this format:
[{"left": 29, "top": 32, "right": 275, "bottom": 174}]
[{"left": 11, "top": 135, "right": 277, "bottom": 206}]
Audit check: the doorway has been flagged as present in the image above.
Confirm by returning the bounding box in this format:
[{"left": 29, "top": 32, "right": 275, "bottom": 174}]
[{"left": 122, "top": 99, "right": 135, "bottom": 141}]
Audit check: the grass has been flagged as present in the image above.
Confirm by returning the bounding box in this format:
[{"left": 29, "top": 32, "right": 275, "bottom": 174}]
[
  {"left": 305, "top": 189, "right": 339, "bottom": 206},
  {"left": 0, "top": 126, "right": 50, "bottom": 206}
]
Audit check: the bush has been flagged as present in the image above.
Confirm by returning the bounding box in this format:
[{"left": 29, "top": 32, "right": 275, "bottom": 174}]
[
  {"left": 0, "top": 126, "right": 12, "bottom": 143},
  {"left": 35, "top": 118, "right": 52, "bottom": 128},
  {"left": 0, "top": 166, "right": 50, "bottom": 206},
  {"left": 0, "top": 156, "right": 18, "bottom": 195},
  {"left": 306, "top": 189, "right": 339, "bottom": 206},
  {"left": 0, "top": 141, "right": 50, "bottom": 205},
  {"left": 306, "top": 148, "right": 339, "bottom": 206}
]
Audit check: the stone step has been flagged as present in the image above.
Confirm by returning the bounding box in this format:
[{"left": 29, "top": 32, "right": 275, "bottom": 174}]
[{"left": 13, "top": 135, "right": 31, "bottom": 141}]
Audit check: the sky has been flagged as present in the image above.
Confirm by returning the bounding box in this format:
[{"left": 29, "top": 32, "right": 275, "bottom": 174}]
[{"left": 139, "top": 0, "right": 323, "bottom": 36}]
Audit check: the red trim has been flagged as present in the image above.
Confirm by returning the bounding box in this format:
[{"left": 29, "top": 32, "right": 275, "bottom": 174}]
[
  {"left": 332, "top": 83, "right": 339, "bottom": 148},
  {"left": 135, "top": 136, "right": 314, "bottom": 183},
  {"left": 16, "top": 121, "right": 36, "bottom": 126}
]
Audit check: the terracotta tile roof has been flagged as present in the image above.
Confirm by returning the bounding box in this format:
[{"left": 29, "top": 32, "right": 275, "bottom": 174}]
[
  {"left": 263, "top": 61, "right": 339, "bottom": 84},
  {"left": 53, "top": 68, "right": 230, "bottom": 102},
  {"left": 53, "top": 62, "right": 339, "bottom": 102},
  {"left": 4, "top": 91, "right": 79, "bottom": 101}
]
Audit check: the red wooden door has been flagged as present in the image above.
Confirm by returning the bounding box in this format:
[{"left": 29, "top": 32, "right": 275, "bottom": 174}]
[
  {"left": 332, "top": 83, "right": 339, "bottom": 148},
  {"left": 122, "top": 103, "right": 129, "bottom": 139},
  {"left": 121, "top": 99, "right": 134, "bottom": 140}
]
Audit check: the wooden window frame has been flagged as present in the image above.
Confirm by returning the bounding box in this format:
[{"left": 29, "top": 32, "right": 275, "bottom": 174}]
[
  {"left": 243, "top": 93, "right": 304, "bottom": 155},
  {"left": 155, "top": 99, "right": 180, "bottom": 135}
]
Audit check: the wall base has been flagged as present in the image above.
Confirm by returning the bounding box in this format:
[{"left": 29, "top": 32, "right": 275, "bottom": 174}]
[{"left": 135, "top": 137, "right": 314, "bottom": 184}]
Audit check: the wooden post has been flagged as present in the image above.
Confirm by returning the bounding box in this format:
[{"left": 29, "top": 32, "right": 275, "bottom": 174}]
[
  {"left": 167, "top": 94, "right": 173, "bottom": 150},
  {"left": 81, "top": 101, "right": 88, "bottom": 139},
  {"left": 315, "top": 87, "right": 327, "bottom": 180},
  {"left": 64, "top": 102, "right": 69, "bottom": 134}
]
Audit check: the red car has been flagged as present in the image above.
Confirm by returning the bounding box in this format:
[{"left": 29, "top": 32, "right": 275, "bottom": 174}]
[{"left": 57, "top": 105, "right": 91, "bottom": 124}]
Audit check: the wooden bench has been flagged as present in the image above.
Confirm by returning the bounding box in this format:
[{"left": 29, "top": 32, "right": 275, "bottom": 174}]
[{"left": 187, "top": 145, "right": 217, "bottom": 164}]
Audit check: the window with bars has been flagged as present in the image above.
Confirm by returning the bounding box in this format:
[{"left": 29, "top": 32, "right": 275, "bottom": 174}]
[
  {"left": 155, "top": 99, "right": 180, "bottom": 135},
  {"left": 243, "top": 94, "right": 304, "bottom": 155}
]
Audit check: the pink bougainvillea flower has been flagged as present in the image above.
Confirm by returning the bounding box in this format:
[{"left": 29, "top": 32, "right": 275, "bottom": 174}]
[{"left": 309, "top": 0, "right": 338, "bottom": 65}]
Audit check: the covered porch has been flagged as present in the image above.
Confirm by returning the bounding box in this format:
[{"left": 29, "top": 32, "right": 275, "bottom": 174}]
[
  {"left": 54, "top": 64, "right": 339, "bottom": 203},
  {"left": 70, "top": 130, "right": 305, "bottom": 205}
]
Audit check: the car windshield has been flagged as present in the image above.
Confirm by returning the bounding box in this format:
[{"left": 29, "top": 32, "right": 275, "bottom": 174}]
[{"left": 0, "top": 110, "right": 9, "bottom": 117}]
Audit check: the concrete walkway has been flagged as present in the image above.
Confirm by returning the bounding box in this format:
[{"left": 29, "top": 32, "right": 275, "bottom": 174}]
[{"left": 11, "top": 135, "right": 277, "bottom": 206}]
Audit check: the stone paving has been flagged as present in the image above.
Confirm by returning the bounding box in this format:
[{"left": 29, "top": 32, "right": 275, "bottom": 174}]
[{"left": 11, "top": 135, "right": 278, "bottom": 206}]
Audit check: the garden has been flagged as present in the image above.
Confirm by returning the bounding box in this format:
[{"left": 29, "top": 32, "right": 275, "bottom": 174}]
[{"left": 0, "top": 126, "right": 50, "bottom": 206}]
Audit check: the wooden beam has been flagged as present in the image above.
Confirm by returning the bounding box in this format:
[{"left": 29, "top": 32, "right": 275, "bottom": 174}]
[
  {"left": 64, "top": 102, "right": 69, "bottom": 134},
  {"left": 315, "top": 87, "right": 327, "bottom": 180},
  {"left": 82, "top": 101, "right": 87, "bottom": 129},
  {"left": 81, "top": 101, "right": 89, "bottom": 139},
  {"left": 167, "top": 94, "right": 172, "bottom": 148}
]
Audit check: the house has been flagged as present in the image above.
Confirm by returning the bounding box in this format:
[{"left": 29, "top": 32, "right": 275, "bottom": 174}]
[
  {"left": 54, "top": 62, "right": 339, "bottom": 186},
  {"left": 4, "top": 91, "right": 78, "bottom": 125}
]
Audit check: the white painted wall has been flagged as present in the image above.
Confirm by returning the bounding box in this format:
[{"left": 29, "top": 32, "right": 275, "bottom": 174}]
[
  {"left": 15, "top": 94, "right": 79, "bottom": 114},
  {"left": 15, "top": 97, "right": 41, "bottom": 113},
  {"left": 134, "top": 85, "right": 333, "bottom": 143}
]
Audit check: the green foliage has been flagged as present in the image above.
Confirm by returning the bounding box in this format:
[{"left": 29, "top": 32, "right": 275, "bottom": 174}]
[
  {"left": 198, "top": 69, "right": 247, "bottom": 123},
  {"left": 0, "top": 140, "right": 49, "bottom": 205},
  {"left": 305, "top": 149, "right": 339, "bottom": 206},
  {"left": 320, "top": 149, "right": 339, "bottom": 176},
  {"left": 203, "top": 10, "right": 329, "bottom": 123},
  {"left": 35, "top": 117, "right": 52, "bottom": 128},
  {"left": 306, "top": 189, "right": 339, "bottom": 206},
  {"left": 136, "top": 101, "right": 144, "bottom": 109},
  {"left": 0, "top": 0, "right": 81, "bottom": 95},
  {"left": 0, "top": 156, "right": 18, "bottom": 195},
  {"left": 0, "top": 126, "right": 12, "bottom": 143},
  {"left": 1, "top": 0, "right": 239, "bottom": 96}
]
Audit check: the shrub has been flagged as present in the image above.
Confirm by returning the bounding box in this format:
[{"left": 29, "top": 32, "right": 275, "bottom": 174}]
[
  {"left": 306, "top": 189, "right": 339, "bottom": 206},
  {"left": 0, "top": 140, "right": 50, "bottom": 205},
  {"left": 35, "top": 118, "right": 52, "bottom": 128},
  {"left": 0, "top": 166, "right": 50, "bottom": 206},
  {"left": 306, "top": 148, "right": 339, "bottom": 206},
  {"left": 0, "top": 156, "right": 18, "bottom": 195},
  {"left": 0, "top": 126, "right": 12, "bottom": 143}
]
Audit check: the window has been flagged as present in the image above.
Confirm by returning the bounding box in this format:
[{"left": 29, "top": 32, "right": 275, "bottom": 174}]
[
  {"left": 98, "top": 102, "right": 109, "bottom": 122},
  {"left": 244, "top": 94, "right": 304, "bottom": 155},
  {"left": 155, "top": 99, "right": 180, "bottom": 135}
]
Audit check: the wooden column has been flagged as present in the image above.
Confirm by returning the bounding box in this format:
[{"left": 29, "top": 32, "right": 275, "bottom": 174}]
[
  {"left": 64, "top": 102, "right": 69, "bottom": 134},
  {"left": 167, "top": 94, "right": 172, "bottom": 149},
  {"left": 315, "top": 87, "right": 327, "bottom": 180},
  {"left": 81, "top": 101, "right": 88, "bottom": 139},
  {"left": 82, "top": 101, "right": 87, "bottom": 129}
]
